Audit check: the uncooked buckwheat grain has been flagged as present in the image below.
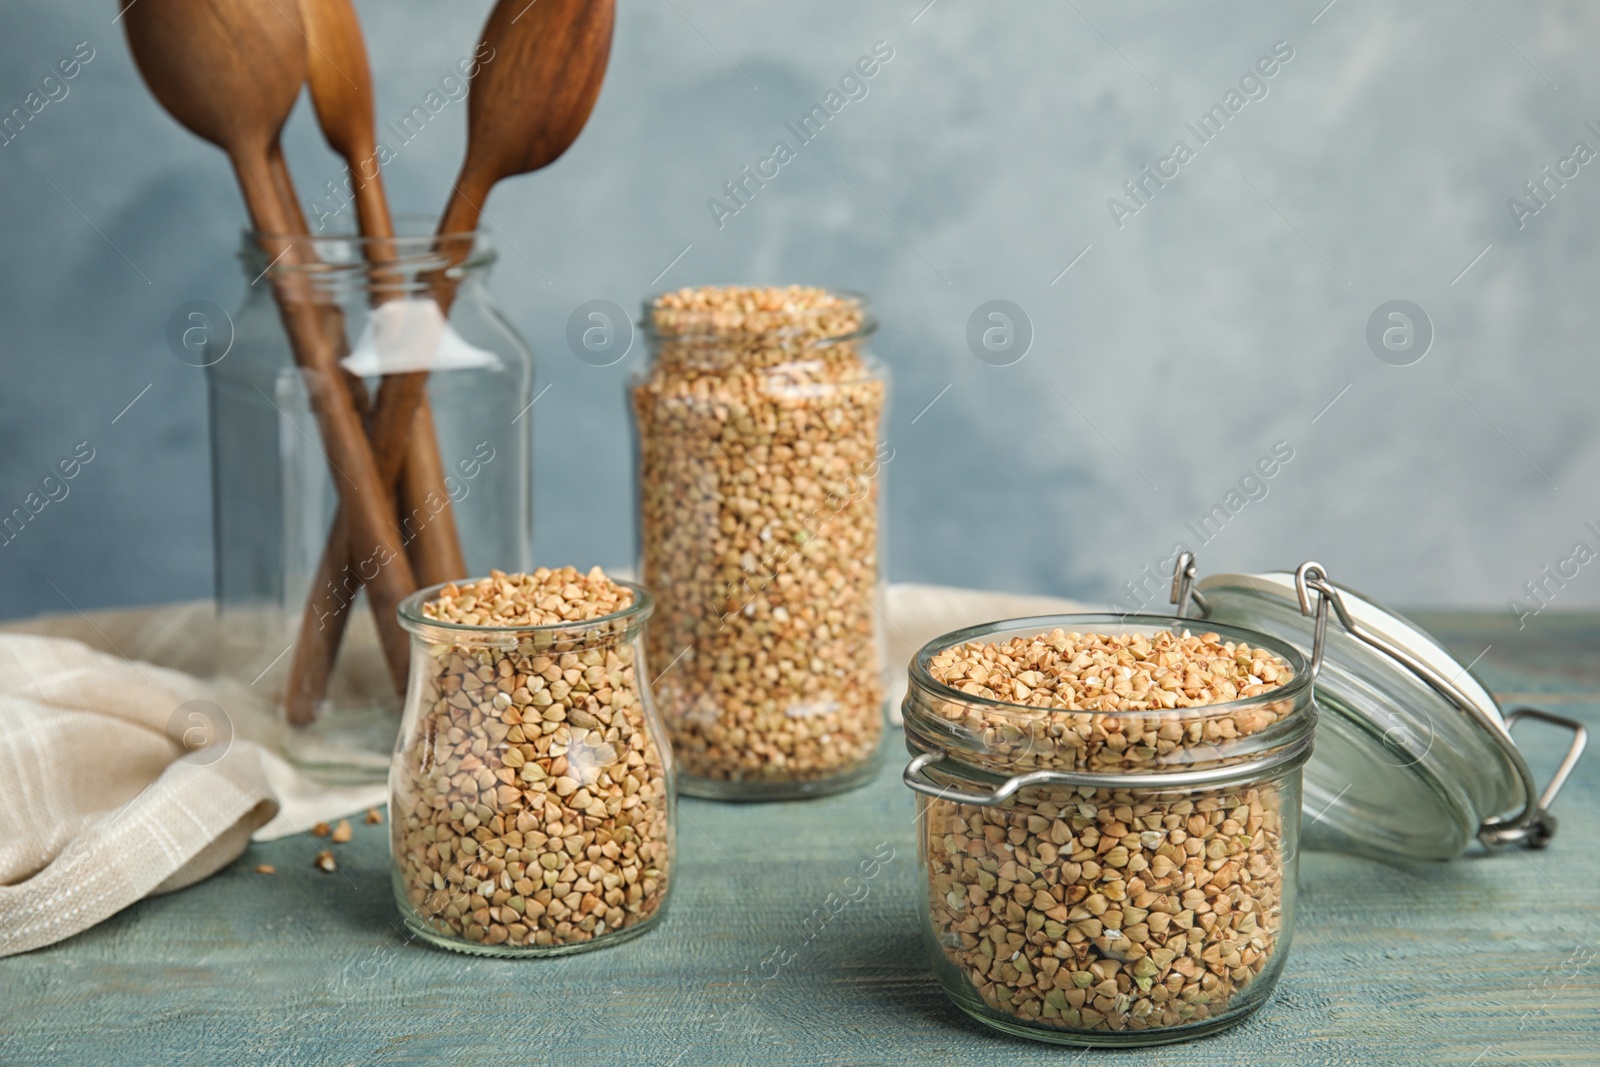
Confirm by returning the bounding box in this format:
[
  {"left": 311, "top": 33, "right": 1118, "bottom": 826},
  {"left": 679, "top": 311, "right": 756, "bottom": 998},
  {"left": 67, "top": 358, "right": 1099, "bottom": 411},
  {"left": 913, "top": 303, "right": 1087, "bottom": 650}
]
[
  {"left": 920, "top": 629, "right": 1295, "bottom": 1035},
  {"left": 393, "top": 568, "right": 671, "bottom": 951},
  {"left": 927, "top": 629, "right": 1292, "bottom": 772},
  {"left": 634, "top": 286, "right": 887, "bottom": 787}
]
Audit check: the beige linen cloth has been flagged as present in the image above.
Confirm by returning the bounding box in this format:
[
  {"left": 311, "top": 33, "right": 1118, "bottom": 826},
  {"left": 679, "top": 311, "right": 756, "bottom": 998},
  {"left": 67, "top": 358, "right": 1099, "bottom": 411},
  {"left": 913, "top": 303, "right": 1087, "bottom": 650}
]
[{"left": 0, "top": 584, "right": 1081, "bottom": 957}]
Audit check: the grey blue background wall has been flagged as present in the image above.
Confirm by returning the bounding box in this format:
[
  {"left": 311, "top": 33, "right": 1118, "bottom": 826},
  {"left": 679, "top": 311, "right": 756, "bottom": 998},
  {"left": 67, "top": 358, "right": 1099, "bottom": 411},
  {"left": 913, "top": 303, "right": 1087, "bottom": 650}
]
[{"left": 2, "top": 0, "right": 1598, "bottom": 621}]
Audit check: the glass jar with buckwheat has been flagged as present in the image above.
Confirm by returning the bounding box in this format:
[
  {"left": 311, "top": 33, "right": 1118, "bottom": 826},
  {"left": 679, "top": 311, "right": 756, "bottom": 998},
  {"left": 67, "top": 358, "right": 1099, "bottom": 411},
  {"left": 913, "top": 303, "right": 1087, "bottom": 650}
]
[
  {"left": 390, "top": 567, "right": 674, "bottom": 956},
  {"left": 632, "top": 286, "right": 890, "bottom": 800},
  {"left": 902, "top": 615, "right": 1314, "bottom": 1046}
]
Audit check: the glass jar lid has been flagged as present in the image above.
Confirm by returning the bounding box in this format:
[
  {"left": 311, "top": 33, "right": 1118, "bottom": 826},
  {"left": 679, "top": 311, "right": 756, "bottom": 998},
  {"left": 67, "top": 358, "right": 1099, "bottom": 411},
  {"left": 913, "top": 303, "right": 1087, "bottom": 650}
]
[{"left": 1181, "top": 555, "right": 1587, "bottom": 861}]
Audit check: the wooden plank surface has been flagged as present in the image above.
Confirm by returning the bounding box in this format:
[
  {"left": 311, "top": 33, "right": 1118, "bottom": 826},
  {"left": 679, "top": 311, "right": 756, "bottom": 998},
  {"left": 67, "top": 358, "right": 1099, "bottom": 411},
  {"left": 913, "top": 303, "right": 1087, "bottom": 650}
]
[{"left": 1, "top": 610, "right": 1597, "bottom": 1066}]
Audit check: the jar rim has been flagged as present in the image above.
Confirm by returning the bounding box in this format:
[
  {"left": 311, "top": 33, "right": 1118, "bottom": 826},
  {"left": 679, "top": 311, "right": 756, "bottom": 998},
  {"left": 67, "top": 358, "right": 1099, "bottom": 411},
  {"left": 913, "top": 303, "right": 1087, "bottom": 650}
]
[
  {"left": 237, "top": 215, "right": 497, "bottom": 278},
  {"left": 396, "top": 578, "right": 654, "bottom": 639},
  {"left": 904, "top": 611, "right": 1315, "bottom": 723},
  {"left": 638, "top": 286, "right": 878, "bottom": 346},
  {"left": 903, "top": 728, "right": 1315, "bottom": 801},
  {"left": 902, "top": 613, "right": 1317, "bottom": 783}
]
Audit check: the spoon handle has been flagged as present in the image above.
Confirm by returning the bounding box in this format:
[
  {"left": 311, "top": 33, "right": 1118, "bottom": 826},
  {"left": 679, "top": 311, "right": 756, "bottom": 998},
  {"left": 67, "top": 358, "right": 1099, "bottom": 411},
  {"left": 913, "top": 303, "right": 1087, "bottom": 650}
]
[
  {"left": 287, "top": 0, "right": 472, "bottom": 723},
  {"left": 232, "top": 145, "right": 419, "bottom": 680},
  {"left": 303, "top": 179, "right": 489, "bottom": 612},
  {"left": 276, "top": 142, "right": 421, "bottom": 722}
]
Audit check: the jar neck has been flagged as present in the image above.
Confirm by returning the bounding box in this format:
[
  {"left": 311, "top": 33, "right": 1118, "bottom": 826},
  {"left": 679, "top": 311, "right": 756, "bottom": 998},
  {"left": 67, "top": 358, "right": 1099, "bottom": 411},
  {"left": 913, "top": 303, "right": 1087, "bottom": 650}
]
[
  {"left": 645, "top": 332, "right": 876, "bottom": 375},
  {"left": 901, "top": 614, "right": 1318, "bottom": 779},
  {"left": 641, "top": 287, "right": 876, "bottom": 374},
  {"left": 238, "top": 226, "right": 496, "bottom": 306},
  {"left": 397, "top": 581, "right": 654, "bottom": 653}
]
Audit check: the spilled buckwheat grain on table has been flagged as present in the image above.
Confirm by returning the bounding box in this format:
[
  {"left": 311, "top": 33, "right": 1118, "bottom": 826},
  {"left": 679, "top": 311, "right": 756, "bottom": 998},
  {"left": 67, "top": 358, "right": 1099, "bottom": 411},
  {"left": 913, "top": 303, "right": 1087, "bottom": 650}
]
[
  {"left": 393, "top": 568, "right": 671, "bottom": 950},
  {"left": 920, "top": 629, "right": 1294, "bottom": 1034},
  {"left": 633, "top": 286, "right": 887, "bottom": 787}
]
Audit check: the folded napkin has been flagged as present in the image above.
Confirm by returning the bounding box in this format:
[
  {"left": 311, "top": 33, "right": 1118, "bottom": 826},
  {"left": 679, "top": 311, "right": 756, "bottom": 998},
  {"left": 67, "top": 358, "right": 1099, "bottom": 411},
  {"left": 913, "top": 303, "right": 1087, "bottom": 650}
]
[
  {"left": 0, "top": 633, "right": 387, "bottom": 958},
  {"left": 0, "top": 583, "right": 1083, "bottom": 957}
]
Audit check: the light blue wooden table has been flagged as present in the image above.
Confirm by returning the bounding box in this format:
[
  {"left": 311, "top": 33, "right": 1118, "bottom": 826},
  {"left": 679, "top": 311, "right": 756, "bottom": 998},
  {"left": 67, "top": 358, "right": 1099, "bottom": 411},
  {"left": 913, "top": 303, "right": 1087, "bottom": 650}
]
[{"left": 1, "top": 611, "right": 1596, "bottom": 1066}]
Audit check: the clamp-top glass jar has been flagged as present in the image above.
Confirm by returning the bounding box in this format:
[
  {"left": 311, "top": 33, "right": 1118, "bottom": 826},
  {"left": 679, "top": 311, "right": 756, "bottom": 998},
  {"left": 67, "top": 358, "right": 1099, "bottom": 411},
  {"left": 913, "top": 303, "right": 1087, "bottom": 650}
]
[
  {"left": 900, "top": 553, "right": 1589, "bottom": 1046},
  {"left": 903, "top": 616, "right": 1316, "bottom": 1046},
  {"left": 632, "top": 286, "right": 890, "bottom": 799}
]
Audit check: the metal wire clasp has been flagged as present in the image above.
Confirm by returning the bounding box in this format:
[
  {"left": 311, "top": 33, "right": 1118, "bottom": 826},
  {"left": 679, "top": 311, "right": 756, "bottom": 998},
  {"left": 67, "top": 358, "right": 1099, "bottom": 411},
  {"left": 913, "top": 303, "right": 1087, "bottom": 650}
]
[
  {"left": 1292, "top": 562, "right": 1336, "bottom": 682},
  {"left": 903, "top": 735, "right": 1315, "bottom": 806},
  {"left": 1169, "top": 550, "right": 1202, "bottom": 619}
]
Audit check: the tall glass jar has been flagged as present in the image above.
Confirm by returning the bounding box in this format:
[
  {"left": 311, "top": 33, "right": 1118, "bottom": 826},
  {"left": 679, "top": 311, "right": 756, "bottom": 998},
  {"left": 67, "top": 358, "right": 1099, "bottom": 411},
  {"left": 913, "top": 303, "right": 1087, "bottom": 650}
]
[
  {"left": 902, "top": 615, "right": 1315, "bottom": 1046},
  {"left": 389, "top": 579, "right": 674, "bottom": 955},
  {"left": 631, "top": 286, "right": 890, "bottom": 800},
  {"left": 206, "top": 222, "right": 533, "bottom": 781}
]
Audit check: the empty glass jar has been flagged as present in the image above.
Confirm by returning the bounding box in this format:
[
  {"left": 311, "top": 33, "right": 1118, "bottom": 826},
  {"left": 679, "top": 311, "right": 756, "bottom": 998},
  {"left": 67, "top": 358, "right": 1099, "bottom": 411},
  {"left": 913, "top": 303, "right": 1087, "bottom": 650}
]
[{"left": 206, "top": 221, "right": 533, "bottom": 780}]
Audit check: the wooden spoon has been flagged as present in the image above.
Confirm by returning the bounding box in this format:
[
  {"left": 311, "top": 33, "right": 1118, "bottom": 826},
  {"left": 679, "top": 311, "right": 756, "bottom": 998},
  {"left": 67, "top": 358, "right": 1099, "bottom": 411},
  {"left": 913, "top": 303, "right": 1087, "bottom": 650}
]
[
  {"left": 400, "top": 0, "right": 617, "bottom": 581},
  {"left": 269, "top": 130, "right": 420, "bottom": 711},
  {"left": 435, "top": 0, "right": 617, "bottom": 243},
  {"left": 301, "top": 0, "right": 397, "bottom": 271},
  {"left": 121, "top": 0, "right": 418, "bottom": 690},
  {"left": 288, "top": 0, "right": 618, "bottom": 719},
  {"left": 286, "top": 0, "right": 442, "bottom": 723}
]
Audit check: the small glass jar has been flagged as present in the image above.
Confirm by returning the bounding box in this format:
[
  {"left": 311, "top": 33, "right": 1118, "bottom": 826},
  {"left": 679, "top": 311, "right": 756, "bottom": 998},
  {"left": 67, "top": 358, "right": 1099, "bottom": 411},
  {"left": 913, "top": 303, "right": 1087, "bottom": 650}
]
[
  {"left": 389, "top": 580, "right": 673, "bottom": 956},
  {"left": 206, "top": 222, "right": 534, "bottom": 780},
  {"left": 631, "top": 287, "right": 890, "bottom": 799},
  {"left": 902, "top": 615, "right": 1315, "bottom": 1046}
]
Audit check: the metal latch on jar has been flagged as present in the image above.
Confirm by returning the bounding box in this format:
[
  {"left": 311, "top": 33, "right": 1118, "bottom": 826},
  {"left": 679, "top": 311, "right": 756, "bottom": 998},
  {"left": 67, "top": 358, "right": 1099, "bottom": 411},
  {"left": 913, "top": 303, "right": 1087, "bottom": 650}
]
[
  {"left": 902, "top": 736, "right": 1315, "bottom": 807},
  {"left": 1171, "top": 552, "right": 1589, "bottom": 851}
]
